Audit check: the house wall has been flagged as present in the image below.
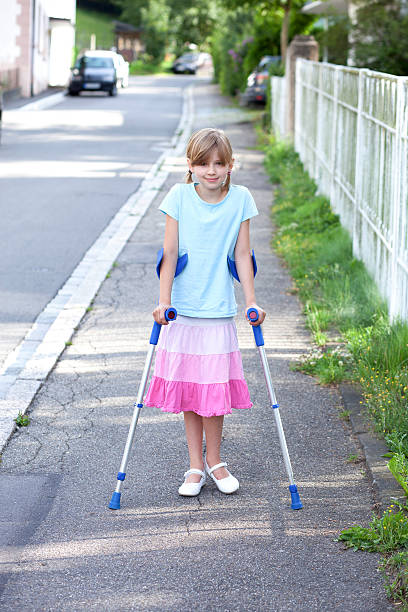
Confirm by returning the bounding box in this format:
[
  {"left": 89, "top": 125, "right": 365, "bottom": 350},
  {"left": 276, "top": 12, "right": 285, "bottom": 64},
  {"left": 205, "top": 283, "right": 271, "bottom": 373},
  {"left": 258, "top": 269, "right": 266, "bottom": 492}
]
[
  {"left": 48, "top": 19, "right": 75, "bottom": 87},
  {"left": 1, "top": 0, "right": 76, "bottom": 98},
  {"left": 0, "top": 0, "right": 26, "bottom": 95},
  {"left": 31, "top": 0, "right": 50, "bottom": 95}
]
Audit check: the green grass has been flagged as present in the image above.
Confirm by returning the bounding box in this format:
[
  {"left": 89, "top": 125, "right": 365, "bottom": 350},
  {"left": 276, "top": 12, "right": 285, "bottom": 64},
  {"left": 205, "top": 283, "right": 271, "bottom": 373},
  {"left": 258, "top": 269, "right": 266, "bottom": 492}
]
[
  {"left": 338, "top": 505, "right": 408, "bottom": 553},
  {"left": 263, "top": 134, "right": 408, "bottom": 442},
  {"left": 75, "top": 8, "right": 115, "bottom": 56},
  {"left": 292, "top": 346, "right": 353, "bottom": 385},
  {"left": 262, "top": 131, "right": 408, "bottom": 609},
  {"left": 381, "top": 551, "right": 408, "bottom": 608},
  {"left": 129, "top": 58, "right": 174, "bottom": 75},
  {"left": 346, "top": 453, "right": 361, "bottom": 463}
]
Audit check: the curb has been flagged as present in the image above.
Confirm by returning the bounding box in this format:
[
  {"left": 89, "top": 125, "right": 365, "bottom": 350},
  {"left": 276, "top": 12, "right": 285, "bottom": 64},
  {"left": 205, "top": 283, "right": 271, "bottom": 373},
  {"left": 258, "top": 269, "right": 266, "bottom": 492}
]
[
  {"left": 339, "top": 382, "right": 405, "bottom": 508},
  {"left": 15, "top": 91, "right": 66, "bottom": 112},
  {"left": 0, "top": 85, "right": 194, "bottom": 452}
]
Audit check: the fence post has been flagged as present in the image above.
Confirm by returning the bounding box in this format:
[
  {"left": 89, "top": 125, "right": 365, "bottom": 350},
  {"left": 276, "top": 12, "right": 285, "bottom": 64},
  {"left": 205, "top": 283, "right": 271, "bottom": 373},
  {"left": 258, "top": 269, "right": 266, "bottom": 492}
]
[
  {"left": 389, "top": 77, "right": 404, "bottom": 321},
  {"left": 329, "top": 67, "right": 340, "bottom": 206},
  {"left": 285, "top": 35, "right": 319, "bottom": 139},
  {"left": 352, "top": 69, "right": 367, "bottom": 261},
  {"left": 294, "top": 59, "right": 302, "bottom": 150}
]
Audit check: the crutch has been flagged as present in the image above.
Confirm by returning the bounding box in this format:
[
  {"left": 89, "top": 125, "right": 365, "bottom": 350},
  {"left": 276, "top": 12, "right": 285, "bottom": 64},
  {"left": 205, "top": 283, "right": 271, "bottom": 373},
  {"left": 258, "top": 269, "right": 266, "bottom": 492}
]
[
  {"left": 228, "top": 253, "right": 303, "bottom": 510},
  {"left": 109, "top": 249, "right": 187, "bottom": 510},
  {"left": 247, "top": 307, "right": 303, "bottom": 509}
]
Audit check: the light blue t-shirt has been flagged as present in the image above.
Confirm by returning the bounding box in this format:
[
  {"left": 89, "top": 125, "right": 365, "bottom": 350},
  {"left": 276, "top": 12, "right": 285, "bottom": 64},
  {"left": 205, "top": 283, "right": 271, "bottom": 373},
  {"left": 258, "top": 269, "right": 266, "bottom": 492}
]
[{"left": 159, "top": 182, "right": 258, "bottom": 317}]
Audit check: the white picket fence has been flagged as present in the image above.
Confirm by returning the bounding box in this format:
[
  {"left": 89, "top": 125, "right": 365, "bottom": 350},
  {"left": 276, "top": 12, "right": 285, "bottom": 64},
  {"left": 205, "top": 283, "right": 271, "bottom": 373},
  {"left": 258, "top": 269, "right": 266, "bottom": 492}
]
[{"left": 271, "top": 60, "right": 408, "bottom": 322}]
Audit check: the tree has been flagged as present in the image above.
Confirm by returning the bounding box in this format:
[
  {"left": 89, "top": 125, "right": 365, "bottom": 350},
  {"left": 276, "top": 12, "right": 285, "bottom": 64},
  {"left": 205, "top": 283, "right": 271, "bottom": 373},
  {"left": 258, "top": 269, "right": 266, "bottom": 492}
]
[
  {"left": 224, "top": 0, "right": 315, "bottom": 62},
  {"left": 311, "top": 15, "right": 350, "bottom": 65},
  {"left": 352, "top": 0, "right": 408, "bottom": 75},
  {"left": 141, "top": 0, "right": 170, "bottom": 63},
  {"left": 167, "top": 0, "right": 217, "bottom": 56},
  {"left": 115, "top": 0, "right": 170, "bottom": 63},
  {"left": 116, "top": 0, "right": 216, "bottom": 61}
]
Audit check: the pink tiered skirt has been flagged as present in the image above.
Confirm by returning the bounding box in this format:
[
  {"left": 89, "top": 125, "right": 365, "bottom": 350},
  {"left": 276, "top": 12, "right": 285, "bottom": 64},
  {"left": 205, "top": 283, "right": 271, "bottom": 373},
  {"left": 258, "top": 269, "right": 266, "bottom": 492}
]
[{"left": 144, "top": 315, "right": 252, "bottom": 417}]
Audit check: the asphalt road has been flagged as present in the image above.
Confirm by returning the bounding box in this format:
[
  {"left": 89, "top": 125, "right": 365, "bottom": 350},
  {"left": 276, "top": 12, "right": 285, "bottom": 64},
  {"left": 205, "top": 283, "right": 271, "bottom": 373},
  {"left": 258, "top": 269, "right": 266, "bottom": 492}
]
[
  {"left": 0, "top": 83, "right": 392, "bottom": 611},
  {"left": 0, "top": 75, "right": 193, "bottom": 370}
]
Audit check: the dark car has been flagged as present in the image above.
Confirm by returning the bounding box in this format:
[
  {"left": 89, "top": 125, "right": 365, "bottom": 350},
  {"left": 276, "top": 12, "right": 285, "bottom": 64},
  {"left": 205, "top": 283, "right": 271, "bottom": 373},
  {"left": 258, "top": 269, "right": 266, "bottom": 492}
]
[
  {"left": 68, "top": 52, "right": 118, "bottom": 96},
  {"left": 172, "top": 53, "right": 199, "bottom": 74},
  {"left": 242, "top": 55, "right": 282, "bottom": 105}
]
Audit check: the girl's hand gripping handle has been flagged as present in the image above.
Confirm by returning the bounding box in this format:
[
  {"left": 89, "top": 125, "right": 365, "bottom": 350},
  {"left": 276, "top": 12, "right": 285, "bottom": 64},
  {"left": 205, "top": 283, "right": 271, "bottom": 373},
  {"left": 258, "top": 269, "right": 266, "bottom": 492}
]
[
  {"left": 150, "top": 308, "right": 177, "bottom": 345},
  {"left": 246, "top": 308, "right": 264, "bottom": 347}
]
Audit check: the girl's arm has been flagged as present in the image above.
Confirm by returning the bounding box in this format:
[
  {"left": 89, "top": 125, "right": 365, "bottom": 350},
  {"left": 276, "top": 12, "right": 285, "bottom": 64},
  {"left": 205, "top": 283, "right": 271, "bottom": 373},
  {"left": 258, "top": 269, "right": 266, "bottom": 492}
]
[
  {"left": 153, "top": 214, "right": 178, "bottom": 325},
  {"left": 234, "top": 219, "right": 266, "bottom": 326}
]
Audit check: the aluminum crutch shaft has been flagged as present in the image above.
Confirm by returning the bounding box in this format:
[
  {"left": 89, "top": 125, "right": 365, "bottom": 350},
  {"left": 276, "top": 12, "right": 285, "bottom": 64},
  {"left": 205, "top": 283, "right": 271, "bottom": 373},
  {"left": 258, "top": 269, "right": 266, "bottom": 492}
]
[
  {"left": 247, "top": 308, "right": 302, "bottom": 510},
  {"left": 109, "top": 308, "right": 177, "bottom": 510}
]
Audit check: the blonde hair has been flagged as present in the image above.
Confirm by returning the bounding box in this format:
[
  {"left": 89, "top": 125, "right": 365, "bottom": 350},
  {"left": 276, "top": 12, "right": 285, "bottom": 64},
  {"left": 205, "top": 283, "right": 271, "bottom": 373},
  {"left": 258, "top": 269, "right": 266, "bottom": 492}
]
[{"left": 185, "top": 128, "right": 233, "bottom": 190}]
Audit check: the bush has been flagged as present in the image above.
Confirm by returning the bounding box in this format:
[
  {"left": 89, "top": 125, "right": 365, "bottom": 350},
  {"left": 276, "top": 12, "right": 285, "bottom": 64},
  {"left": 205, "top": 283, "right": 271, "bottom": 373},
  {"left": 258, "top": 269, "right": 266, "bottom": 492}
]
[{"left": 210, "top": 9, "right": 255, "bottom": 96}]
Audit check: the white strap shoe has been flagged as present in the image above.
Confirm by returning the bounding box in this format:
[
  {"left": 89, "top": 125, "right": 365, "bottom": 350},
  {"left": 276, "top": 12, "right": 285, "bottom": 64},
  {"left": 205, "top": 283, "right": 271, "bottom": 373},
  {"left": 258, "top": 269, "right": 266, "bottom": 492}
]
[
  {"left": 205, "top": 461, "right": 239, "bottom": 494},
  {"left": 178, "top": 468, "right": 206, "bottom": 497}
]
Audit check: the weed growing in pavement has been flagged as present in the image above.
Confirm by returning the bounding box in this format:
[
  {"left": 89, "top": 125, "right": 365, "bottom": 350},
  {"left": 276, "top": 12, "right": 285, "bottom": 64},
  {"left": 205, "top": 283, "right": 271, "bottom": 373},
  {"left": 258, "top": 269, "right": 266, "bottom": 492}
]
[
  {"left": 292, "top": 346, "right": 353, "bottom": 384},
  {"left": 338, "top": 505, "right": 408, "bottom": 553},
  {"left": 14, "top": 412, "right": 30, "bottom": 427},
  {"left": 347, "top": 454, "right": 361, "bottom": 463},
  {"left": 381, "top": 550, "right": 408, "bottom": 608},
  {"left": 65, "top": 341, "right": 72, "bottom": 346}
]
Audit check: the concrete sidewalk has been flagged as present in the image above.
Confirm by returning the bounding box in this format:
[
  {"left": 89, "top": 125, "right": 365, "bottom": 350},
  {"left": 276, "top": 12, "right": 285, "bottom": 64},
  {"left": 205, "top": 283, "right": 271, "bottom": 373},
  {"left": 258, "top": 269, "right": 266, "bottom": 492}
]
[{"left": 0, "top": 84, "right": 392, "bottom": 611}]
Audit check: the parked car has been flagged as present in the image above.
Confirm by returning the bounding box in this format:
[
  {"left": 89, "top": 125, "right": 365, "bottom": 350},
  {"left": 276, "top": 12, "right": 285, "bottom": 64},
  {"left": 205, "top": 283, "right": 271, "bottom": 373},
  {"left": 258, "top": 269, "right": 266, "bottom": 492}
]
[
  {"left": 243, "top": 55, "right": 282, "bottom": 104},
  {"left": 68, "top": 51, "right": 119, "bottom": 96},
  {"left": 172, "top": 53, "right": 200, "bottom": 74},
  {"left": 94, "top": 50, "right": 129, "bottom": 88}
]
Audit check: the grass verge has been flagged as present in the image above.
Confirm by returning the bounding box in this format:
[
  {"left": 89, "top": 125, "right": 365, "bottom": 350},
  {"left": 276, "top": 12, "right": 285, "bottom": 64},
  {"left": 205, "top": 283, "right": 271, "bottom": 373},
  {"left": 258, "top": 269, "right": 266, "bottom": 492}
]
[
  {"left": 262, "top": 133, "right": 408, "bottom": 443},
  {"left": 75, "top": 8, "right": 115, "bottom": 56},
  {"left": 129, "top": 59, "right": 173, "bottom": 75},
  {"left": 262, "top": 132, "right": 408, "bottom": 607}
]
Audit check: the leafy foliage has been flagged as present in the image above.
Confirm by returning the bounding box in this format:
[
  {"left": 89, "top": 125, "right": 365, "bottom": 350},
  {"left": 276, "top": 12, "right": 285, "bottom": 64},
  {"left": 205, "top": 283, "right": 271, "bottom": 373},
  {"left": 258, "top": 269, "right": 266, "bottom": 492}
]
[
  {"left": 389, "top": 454, "right": 408, "bottom": 498},
  {"left": 352, "top": 0, "right": 408, "bottom": 75},
  {"left": 210, "top": 8, "right": 255, "bottom": 96},
  {"left": 311, "top": 16, "right": 350, "bottom": 65},
  {"left": 338, "top": 506, "right": 408, "bottom": 553},
  {"left": 14, "top": 412, "right": 30, "bottom": 427},
  {"left": 381, "top": 551, "right": 408, "bottom": 607}
]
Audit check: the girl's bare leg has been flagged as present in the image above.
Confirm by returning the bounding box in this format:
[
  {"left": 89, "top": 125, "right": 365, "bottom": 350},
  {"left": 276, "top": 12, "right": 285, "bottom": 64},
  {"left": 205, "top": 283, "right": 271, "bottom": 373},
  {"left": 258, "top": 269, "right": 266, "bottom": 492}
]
[
  {"left": 203, "top": 415, "right": 229, "bottom": 479},
  {"left": 183, "top": 411, "right": 204, "bottom": 483}
]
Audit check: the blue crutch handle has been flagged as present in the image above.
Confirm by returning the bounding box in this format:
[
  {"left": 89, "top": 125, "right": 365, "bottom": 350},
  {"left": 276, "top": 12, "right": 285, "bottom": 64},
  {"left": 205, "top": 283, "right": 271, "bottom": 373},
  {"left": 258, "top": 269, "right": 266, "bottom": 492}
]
[
  {"left": 150, "top": 308, "right": 177, "bottom": 345},
  {"left": 246, "top": 307, "right": 264, "bottom": 347}
]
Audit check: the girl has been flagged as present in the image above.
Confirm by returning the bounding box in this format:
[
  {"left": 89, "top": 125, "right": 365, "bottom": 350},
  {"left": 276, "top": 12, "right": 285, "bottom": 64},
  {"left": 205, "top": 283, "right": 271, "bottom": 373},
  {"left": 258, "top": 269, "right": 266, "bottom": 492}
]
[{"left": 144, "top": 127, "right": 265, "bottom": 496}]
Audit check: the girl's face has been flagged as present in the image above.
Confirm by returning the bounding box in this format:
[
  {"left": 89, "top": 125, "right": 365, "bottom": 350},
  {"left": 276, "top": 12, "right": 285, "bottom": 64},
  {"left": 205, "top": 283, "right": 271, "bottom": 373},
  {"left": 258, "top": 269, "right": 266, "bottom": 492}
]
[{"left": 188, "top": 148, "right": 233, "bottom": 191}]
